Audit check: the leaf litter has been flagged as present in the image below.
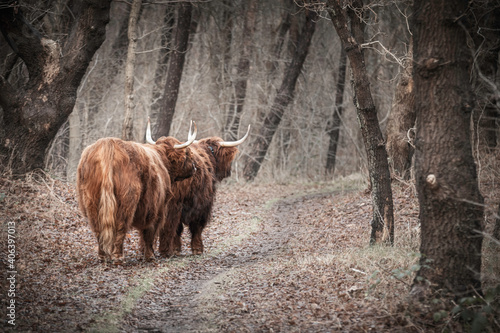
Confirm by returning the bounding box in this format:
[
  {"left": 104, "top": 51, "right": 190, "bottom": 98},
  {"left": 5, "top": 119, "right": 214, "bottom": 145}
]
[{"left": 0, "top": 172, "right": 454, "bottom": 332}]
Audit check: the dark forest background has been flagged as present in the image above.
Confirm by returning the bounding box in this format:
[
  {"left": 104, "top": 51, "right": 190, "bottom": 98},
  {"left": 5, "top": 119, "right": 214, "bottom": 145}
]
[{"left": 1, "top": 1, "right": 500, "bottom": 326}]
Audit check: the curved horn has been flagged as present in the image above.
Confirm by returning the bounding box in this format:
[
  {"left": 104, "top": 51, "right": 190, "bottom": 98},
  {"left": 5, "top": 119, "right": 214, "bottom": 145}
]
[
  {"left": 146, "top": 117, "right": 156, "bottom": 144},
  {"left": 220, "top": 124, "right": 251, "bottom": 147},
  {"left": 174, "top": 121, "right": 197, "bottom": 149}
]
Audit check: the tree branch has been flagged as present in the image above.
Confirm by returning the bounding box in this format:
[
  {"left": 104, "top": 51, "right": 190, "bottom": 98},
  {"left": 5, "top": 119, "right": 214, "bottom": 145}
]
[
  {"left": 0, "top": 2, "right": 46, "bottom": 78},
  {"left": 59, "top": 0, "right": 112, "bottom": 96}
]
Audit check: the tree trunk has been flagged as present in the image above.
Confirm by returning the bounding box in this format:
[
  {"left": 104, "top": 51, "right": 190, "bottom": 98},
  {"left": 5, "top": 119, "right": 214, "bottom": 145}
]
[
  {"left": 494, "top": 203, "right": 500, "bottom": 243},
  {"left": 153, "top": 2, "right": 192, "bottom": 138},
  {"left": 67, "top": 109, "right": 82, "bottom": 181},
  {"left": 325, "top": 48, "right": 347, "bottom": 175},
  {"left": 224, "top": 0, "right": 257, "bottom": 141},
  {"left": 411, "top": 0, "right": 484, "bottom": 297},
  {"left": 267, "top": 0, "right": 292, "bottom": 78},
  {"left": 242, "top": 9, "right": 318, "bottom": 181},
  {"left": 327, "top": 0, "right": 394, "bottom": 245},
  {"left": 122, "top": 0, "right": 142, "bottom": 141},
  {"left": 150, "top": 5, "right": 175, "bottom": 126},
  {"left": 221, "top": 0, "right": 234, "bottom": 74},
  {"left": 0, "top": 1, "right": 112, "bottom": 175},
  {"left": 385, "top": 37, "right": 415, "bottom": 179}
]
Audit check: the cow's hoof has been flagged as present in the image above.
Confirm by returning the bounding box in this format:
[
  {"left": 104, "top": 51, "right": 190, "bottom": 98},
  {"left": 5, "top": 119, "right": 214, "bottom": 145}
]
[
  {"left": 192, "top": 249, "right": 203, "bottom": 255},
  {"left": 112, "top": 258, "right": 124, "bottom": 265},
  {"left": 144, "top": 255, "right": 156, "bottom": 262},
  {"left": 158, "top": 251, "right": 173, "bottom": 258}
]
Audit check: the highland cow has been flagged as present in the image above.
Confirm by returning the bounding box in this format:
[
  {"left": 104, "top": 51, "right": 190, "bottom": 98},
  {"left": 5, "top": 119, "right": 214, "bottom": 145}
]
[
  {"left": 77, "top": 121, "right": 197, "bottom": 263},
  {"left": 156, "top": 125, "right": 251, "bottom": 256}
]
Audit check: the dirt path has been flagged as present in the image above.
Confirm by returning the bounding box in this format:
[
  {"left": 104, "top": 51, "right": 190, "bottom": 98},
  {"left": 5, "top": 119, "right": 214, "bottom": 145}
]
[
  {"left": 115, "top": 187, "right": 384, "bottom": 333},
  {"left": 120, "top": 189, "right": 314, "bottom": 332}
]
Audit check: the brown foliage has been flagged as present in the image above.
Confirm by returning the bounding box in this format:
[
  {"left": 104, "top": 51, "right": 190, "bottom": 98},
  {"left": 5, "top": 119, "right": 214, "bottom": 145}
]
[{"left": 1, "top": 174, "right": 499, "bottom": 332}]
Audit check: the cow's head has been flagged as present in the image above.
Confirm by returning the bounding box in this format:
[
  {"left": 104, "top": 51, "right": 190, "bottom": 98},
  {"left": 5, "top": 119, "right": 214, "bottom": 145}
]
[
  {"left": 146, "top": 119, "right": 197, "bottom": 181},
  {"left": 199, "top": 125, "right": 251, "bottom": 181}
]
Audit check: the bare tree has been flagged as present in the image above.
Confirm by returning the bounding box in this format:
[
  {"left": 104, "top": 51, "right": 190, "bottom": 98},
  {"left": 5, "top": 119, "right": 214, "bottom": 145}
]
[
  {"left": 122, "top": 0, "right": 142, "bottom": 141},
  {"left": 150, "top": 5, "right": 175, "bottom": 125},
  {"left": 0, "top": 0, "right": 112, "bottom": 175},
  {"left": 268, "top": 0, "right": 293, "bottom": 78},
  {"left": 224, "top": 0, "right": 258, "bottom": 141},
  {"left": 411, "top": 0, "right": 484, "bottom": 297},
  {"left": 153, "top": 1, "right": 193, "bottom": 138},
  {"left": 242, "top": 8, "right": 318, "bottom": 181},
  {"left": 327, "top": 0, "right": 394, "bottom": 245},
  {"left": 325, "top": 48, "right": 347, "bottom": 175}
]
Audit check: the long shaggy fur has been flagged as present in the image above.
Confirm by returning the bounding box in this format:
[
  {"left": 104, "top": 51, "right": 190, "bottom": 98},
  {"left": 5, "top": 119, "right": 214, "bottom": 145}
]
[
  {"left": 77, "top": 136, "right": 195, "bottom": 262},
  {"left": 158, "top": 137, "right": 239, "bottom": 256}
]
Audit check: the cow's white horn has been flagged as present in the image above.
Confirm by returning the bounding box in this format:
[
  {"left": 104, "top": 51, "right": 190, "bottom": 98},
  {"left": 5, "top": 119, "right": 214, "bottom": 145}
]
[
  {"left": 174, "top": 121, "right": 197, "bottom": 149},
  {"left": 220, "top": 124, "right": 251, "bottom": 147},
  {"left": 146, "top": 117, "right": 156, "bottom": 144}
]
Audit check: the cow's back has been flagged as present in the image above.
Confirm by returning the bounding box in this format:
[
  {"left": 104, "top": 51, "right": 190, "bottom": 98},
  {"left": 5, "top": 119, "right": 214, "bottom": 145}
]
[{"left": 129, "top": 143, "right": 172, "bottom": 230}]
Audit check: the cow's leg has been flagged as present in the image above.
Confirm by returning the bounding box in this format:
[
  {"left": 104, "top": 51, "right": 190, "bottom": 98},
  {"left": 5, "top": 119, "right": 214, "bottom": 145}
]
[
  {"left": 158, "top": 225, "right": 174, "bottom": 257},
  {"left": 159, "top": 207, "right": 182, "bottom": 257},
  {"left": 158, "top": 222, "right": 183, "bottom": 257},
  {"left": 112, "top": 233, "right": 126, "bottom": 264},
  {"left": 173, "top": 222, "right": 184, "bottom": 255},
  {"left": 189, "top": 222, "right": 205, "bottom": 255},
  {"left": 96, "top": 234, "right": 107, "bottom": 262},
  {"left": 112, "top": 223, "right": 127, "bottom": 264},
  {"left": 141, "top": 227, "right": 156, "bottom": 261}
]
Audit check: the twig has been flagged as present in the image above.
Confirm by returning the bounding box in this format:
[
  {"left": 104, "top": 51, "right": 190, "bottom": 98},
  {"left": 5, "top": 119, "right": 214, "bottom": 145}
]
[
  {"left": 351, "top": 268, "right": 367, "bottom": 275},
  {"left": 360, "top": 41, "right": 405, "bottom": 68}
]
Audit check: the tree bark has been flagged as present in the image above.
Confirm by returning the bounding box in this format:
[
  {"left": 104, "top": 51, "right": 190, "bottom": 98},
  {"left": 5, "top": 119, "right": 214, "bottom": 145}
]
[
  {"left": 150, "top": 5, "right": 175, "bottom": 126},
  {"left": 325, "top": 47, "right": 347, "bottom": 175},
  {"left": 122, "top": 0, "right": 142, "bottom": 141},
  {"left": 411, "top": 0, "right": 484, "bottom": 297},
  {"left": 242, "top": 9, "right": 318, "bottom": 181},
  {"left": 0, "top": 0, "right": 112, "bottom": 175},
  {"left": 494, "top": 203, "right": 500, "bottom": 243},
  {"left": 67, "top": 109, "right": 82, "bottom": 181},
  {"left": 327, "top": 0, "right": 394, "bottom": 245},
  {"left": 224, "top": 0, "right": 257, "bottom": 141},
  {"left": 385, "top": 37, "right": 415, "bottom": 179},
  {"left": 267, "top": 0, "right": 292, "bottom": 78},
  {"left": 153, "top": 1, "right": 192, "bottom": 138}
]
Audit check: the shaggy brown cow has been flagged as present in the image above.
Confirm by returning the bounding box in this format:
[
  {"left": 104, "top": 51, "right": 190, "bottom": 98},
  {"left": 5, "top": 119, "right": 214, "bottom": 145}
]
[
  {"left": 77, "top": 121, "right": 197, "bottom": 263},
  {"left": 157, "top": 125, "right": 250, "bottom": 256}
]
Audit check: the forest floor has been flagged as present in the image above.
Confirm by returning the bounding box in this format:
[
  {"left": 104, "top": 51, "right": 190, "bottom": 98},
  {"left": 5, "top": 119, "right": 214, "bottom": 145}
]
[{"left": 0, "top": 172, "right": 498, "bottom": 332}]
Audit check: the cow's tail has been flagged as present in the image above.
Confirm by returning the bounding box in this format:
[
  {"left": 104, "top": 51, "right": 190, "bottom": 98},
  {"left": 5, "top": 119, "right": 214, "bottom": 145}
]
[{"left": 97, "top": 142, "right": 117, "bottom": 259}]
